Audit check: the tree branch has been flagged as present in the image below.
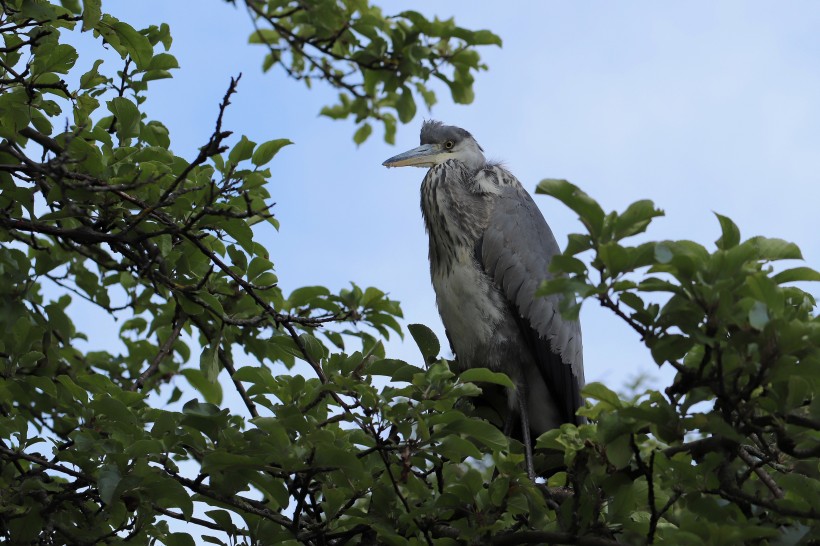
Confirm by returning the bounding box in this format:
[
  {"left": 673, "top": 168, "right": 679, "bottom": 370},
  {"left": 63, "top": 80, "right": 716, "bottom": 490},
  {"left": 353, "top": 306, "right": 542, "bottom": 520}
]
[{"left": 129, "top": 313, "right": 187, "bottom": 391}]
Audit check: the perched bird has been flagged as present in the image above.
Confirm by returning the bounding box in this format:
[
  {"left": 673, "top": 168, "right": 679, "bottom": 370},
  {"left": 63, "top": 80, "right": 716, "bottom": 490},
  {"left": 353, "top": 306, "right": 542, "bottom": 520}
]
[{"left": 383, "top": 121, "right": 585, "bottom": 478}]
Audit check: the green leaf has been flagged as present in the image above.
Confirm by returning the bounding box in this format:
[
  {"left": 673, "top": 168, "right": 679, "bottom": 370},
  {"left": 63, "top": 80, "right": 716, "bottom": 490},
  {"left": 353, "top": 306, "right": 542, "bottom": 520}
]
[
  {"left": 248, "top": 28, "right": 280, "bottom": 45},
  {"left": 651, "top": 240, "right": 710, "bottom": 279},
  {"left": 228, "top": 135, "right": 256, "bottom": 165},
  {"left": 605, "top": 433, "right": 633, "bottom": 469},
  {"left": 199, "top": 338, "right": 221, "bottom": 383},
  {"left": 443, "top": 418, "right": 508, "bottom": 451},
  {"left": 353, "top": 123, "right": 372, "bottom": 145},
  {"left": 31, "top": 44, "right": 78, "bottom": 75},
  {"left": 252, "top": 138, "right": 293, "bottom": 166},
  {"left": 30, "top": 107, "right": 53, "bottom": 135},
  {"left": 774, "top": 474, "right": 820, "bottom": 520},
  {"left": 298, "top": 333, "right": 327, "bottom": 363},
  {"left": 537, "top": 179, "right": 605, "bottom": 238},
  {"left": 714, "top": 212, "right": 741, "bottom": 250},
  {"left": 366, "top": 358, "right": 423, "bottom": 382},
  {"left": 446, "top": 73, "right": 475, "bottom": 104},
  {"left": 181, "top": 369, "right": 223, "bottom": 405},
  {"left": 165, "top": 534, "right": 196, "bottom": 546},
  {"left": 565, "top": 233, "right": 593, "bottom": 256},
  {"left": 151, "top": 474, "right": 195, "bottom": 519},
  {"left": 319, "top": 98, "right": 351, "bottom": 120},
  {"left": 786, "top": 375, "right": 810, "bottom": 410},
  {"left": 439, "top": 434, "right": 483, "bottom": 460},
  {"left": 536, "top": 276, "right": 597, "bottom": 301},
  {"left": 582, "top": 382, "right": 623, "bottom": 409},
  {"left": 247, "top": 256, "right": 274, "bottom": 282},
  {"left": 92, "top": 395, "right": 137, "bottom": 427},
  {"left": 488, "top": 475, "right": 510, "bottom": 506},
  {"left": 62, "top": 0, "right": 81, "bottom": 14},
  {"left": 773, "top": 266, "right": 820, "bottom": 284},
  {"left": 82, "top": 0, "right": 102, "bottom": 31},
  {"left": 471, "top": 29, "right": 503, "bottom": 46},
  {"left": 141, "top": 120, "right": 170, "bottom": 147},
  {"left": 97, "top": 464, "right": 121, "bottom": 504},
  {"left": 395, "top": 87, "right": 416, "bottom": 124},
  {"left": 147, "top": 52, "right": 179, "bottom": 70},
  {"left": 178, "top": 296, "right": 204, "bottom": 316},
  {"left": 106, "top": 97, "right": 139, "bottom": 140},
  {"left": 459, "top": 368, "right": 514, "bottom": 389},
  {"left": 109, "top": 20, "right": 154, "bottom": 69},
  {"left": 649, "top": 334, "right": 693, "bottom": 365},
  {"left": 181, "top": 399, "right": 226, "bottom": 439},
  {"left": 549, "top": 254, "right": 587, "bottom": 276},
  {"left": 142, "top": 69, "right": 172, "bottom": 82},
  {"left": 598, "top": 242, "right": 631, "bottom": 275},
  {"left": 223, "top": 218, "right": 254, "bottom": 253},
  {"left": 287, "top": 285, "right": 330, "bottom": 308},
  {"left": 20, "top": 352, "right": 46, "bottom": 368},
  {"left": 205, "top": 510, "right": 237, "bottom": 534},
  {"left": 749, "top": 236, "right": 803, "bottom": 261},
  {"left": 26, "top": 374, "right": 55, "bottom": 397},
  {"left": 614, "top": 200, "right": 663, "bottom": 240},
  {"left": 202, "top": 451, "right": 261, "bottom": 472},
  {"left": 618, "top": 292, "right": 645, "bottom": 312},
  {"left": 408, "top": 323, "right": 440, "bottom": 365},
  {"left": 56, "top": 375, "right": 89, "bottom": 404},
  {"left": 745, "top": 274, "right": 783, "bottom": 311}
]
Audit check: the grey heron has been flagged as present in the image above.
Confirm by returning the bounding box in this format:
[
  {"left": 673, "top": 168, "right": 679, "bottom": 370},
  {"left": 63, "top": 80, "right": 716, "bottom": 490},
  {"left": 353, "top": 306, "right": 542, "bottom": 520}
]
[{"left": 383, "top": 121, "right": 585, "bottom": 478}]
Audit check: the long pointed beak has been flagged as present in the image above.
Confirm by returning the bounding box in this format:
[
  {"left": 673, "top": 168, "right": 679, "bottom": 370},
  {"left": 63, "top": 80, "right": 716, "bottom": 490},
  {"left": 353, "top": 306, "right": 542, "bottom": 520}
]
[{"left": 382, "top": 144, "right": 446, "bottom": 168}]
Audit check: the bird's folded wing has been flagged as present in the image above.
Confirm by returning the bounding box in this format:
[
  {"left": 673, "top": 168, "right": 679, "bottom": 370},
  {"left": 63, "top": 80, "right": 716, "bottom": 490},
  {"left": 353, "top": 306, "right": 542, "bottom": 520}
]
[{"left": 480, "top": 178, "right": 585, "bottom": 425}]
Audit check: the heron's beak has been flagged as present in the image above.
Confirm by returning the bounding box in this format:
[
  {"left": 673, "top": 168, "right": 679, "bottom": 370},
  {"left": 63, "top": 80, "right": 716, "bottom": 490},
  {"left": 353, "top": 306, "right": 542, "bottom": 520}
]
[{"left": 382, "top": 144, "right": 447, "bottom": 168}]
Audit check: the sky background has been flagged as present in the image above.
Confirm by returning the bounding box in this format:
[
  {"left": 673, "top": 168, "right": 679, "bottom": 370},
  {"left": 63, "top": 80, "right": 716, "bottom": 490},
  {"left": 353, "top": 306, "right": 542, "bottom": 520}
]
[{"left": 70, "top": 1, "right": 820, "bottom": 394}]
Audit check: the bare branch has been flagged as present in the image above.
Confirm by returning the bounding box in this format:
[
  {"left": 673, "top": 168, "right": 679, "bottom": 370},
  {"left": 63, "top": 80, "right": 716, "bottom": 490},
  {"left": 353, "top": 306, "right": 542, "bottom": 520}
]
[
  {"left": 130, "top": 313, "right": 187, "bottom": 391},
  {"left": 737, "top": 445, "right": 784, "bottom": 499}
]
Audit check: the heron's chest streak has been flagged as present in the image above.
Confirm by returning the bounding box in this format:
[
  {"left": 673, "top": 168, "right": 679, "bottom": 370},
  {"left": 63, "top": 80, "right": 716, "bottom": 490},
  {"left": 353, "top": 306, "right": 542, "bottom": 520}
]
[{"left": 421, "top": 165, "right": 512, "bottom": 365}]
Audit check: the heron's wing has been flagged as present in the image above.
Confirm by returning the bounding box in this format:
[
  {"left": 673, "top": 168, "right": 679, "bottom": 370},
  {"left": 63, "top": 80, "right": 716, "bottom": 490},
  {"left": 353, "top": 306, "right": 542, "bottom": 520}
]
[{"left": 479, "top": 169, "right": 585, "bottom": 425}]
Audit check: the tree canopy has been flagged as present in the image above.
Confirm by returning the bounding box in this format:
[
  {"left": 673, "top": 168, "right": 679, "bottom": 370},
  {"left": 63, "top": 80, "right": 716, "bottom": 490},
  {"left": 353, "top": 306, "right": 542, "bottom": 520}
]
[{"left": 0, "top": 1, "right": 818, "bottom": 545}]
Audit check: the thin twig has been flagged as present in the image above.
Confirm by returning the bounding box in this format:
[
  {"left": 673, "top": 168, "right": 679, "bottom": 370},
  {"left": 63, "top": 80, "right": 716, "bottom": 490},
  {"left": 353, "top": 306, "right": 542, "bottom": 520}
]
[
  {"left": 0, "top": 444, "right": 88, "bottom": 480},
  {"left": 737, "top": 445, "right": 784, "bottom": 499},
  {"left": 130, "top": 313, "right": 187, "bottom": 391},
  {"left": 153, "top": 505, "right": 248, "bottom": 535}
]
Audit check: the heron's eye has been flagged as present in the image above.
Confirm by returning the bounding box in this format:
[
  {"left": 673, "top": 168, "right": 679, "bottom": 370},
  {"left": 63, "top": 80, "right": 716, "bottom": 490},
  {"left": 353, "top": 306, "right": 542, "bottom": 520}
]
[{"left": 444, "top": 140, "right": 454, "bottom": 150}]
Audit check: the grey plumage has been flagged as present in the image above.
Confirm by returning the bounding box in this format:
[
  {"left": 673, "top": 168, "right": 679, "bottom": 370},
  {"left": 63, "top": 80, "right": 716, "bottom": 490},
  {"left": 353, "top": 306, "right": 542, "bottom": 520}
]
[{"left": 383, "top": 120, "right": 585, "bottom": 476}]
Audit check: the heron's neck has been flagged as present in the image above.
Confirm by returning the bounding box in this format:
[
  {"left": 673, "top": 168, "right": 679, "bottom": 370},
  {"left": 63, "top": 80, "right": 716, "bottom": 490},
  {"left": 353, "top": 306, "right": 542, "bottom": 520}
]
[
  {"left": 450, "top": 141, "right": 486, "bottom": 173},
  {"left": 420, "top": 163, "right": 490, "bottom": 273}
]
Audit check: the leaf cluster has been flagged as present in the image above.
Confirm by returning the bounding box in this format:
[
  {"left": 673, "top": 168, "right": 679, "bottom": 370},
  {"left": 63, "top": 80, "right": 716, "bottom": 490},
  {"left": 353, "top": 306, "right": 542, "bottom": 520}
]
[
  {"left": 535, "top": 179, "right": 820, "bottom": 544},
  {"left": 240, "top": 0, "right": 500, "bottom": 144}
]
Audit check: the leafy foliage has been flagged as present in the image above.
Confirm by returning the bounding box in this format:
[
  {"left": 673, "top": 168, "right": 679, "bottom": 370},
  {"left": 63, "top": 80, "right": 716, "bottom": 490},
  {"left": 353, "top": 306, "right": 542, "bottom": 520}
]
[
  {"left": 238, "top": 0, "right": 501, "bottom": 144},
  {"left": 0, "top": 1, "right": 817, "bottom": 546},
  {"left": 536, "top": 179, "right": 820, "bottom": 544}
]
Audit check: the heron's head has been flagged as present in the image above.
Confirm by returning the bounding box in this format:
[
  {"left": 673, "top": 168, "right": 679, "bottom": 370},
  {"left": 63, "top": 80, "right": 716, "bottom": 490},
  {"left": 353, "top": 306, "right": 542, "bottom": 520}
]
[{"left": 382, "top": 120, "right": 485, "bottom": 172}]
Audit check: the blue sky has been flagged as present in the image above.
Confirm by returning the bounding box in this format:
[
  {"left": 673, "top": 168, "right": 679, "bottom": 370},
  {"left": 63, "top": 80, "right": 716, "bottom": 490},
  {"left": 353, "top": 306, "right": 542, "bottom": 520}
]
[{"left": 79, "top": 1, "right": 820, "bottom": 391}]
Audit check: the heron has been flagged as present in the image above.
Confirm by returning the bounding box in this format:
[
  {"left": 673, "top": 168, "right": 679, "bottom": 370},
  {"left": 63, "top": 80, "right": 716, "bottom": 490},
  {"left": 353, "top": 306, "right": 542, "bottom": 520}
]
[{"left": 383, "top": 120, "right": 585, "bottom": 478}]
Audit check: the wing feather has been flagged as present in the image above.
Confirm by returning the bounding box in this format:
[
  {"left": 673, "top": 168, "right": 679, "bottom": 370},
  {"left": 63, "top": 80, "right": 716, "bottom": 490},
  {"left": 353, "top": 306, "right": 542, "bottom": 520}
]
[{"left": 480, "top": 168, "right": 585, "bottom": 425}]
